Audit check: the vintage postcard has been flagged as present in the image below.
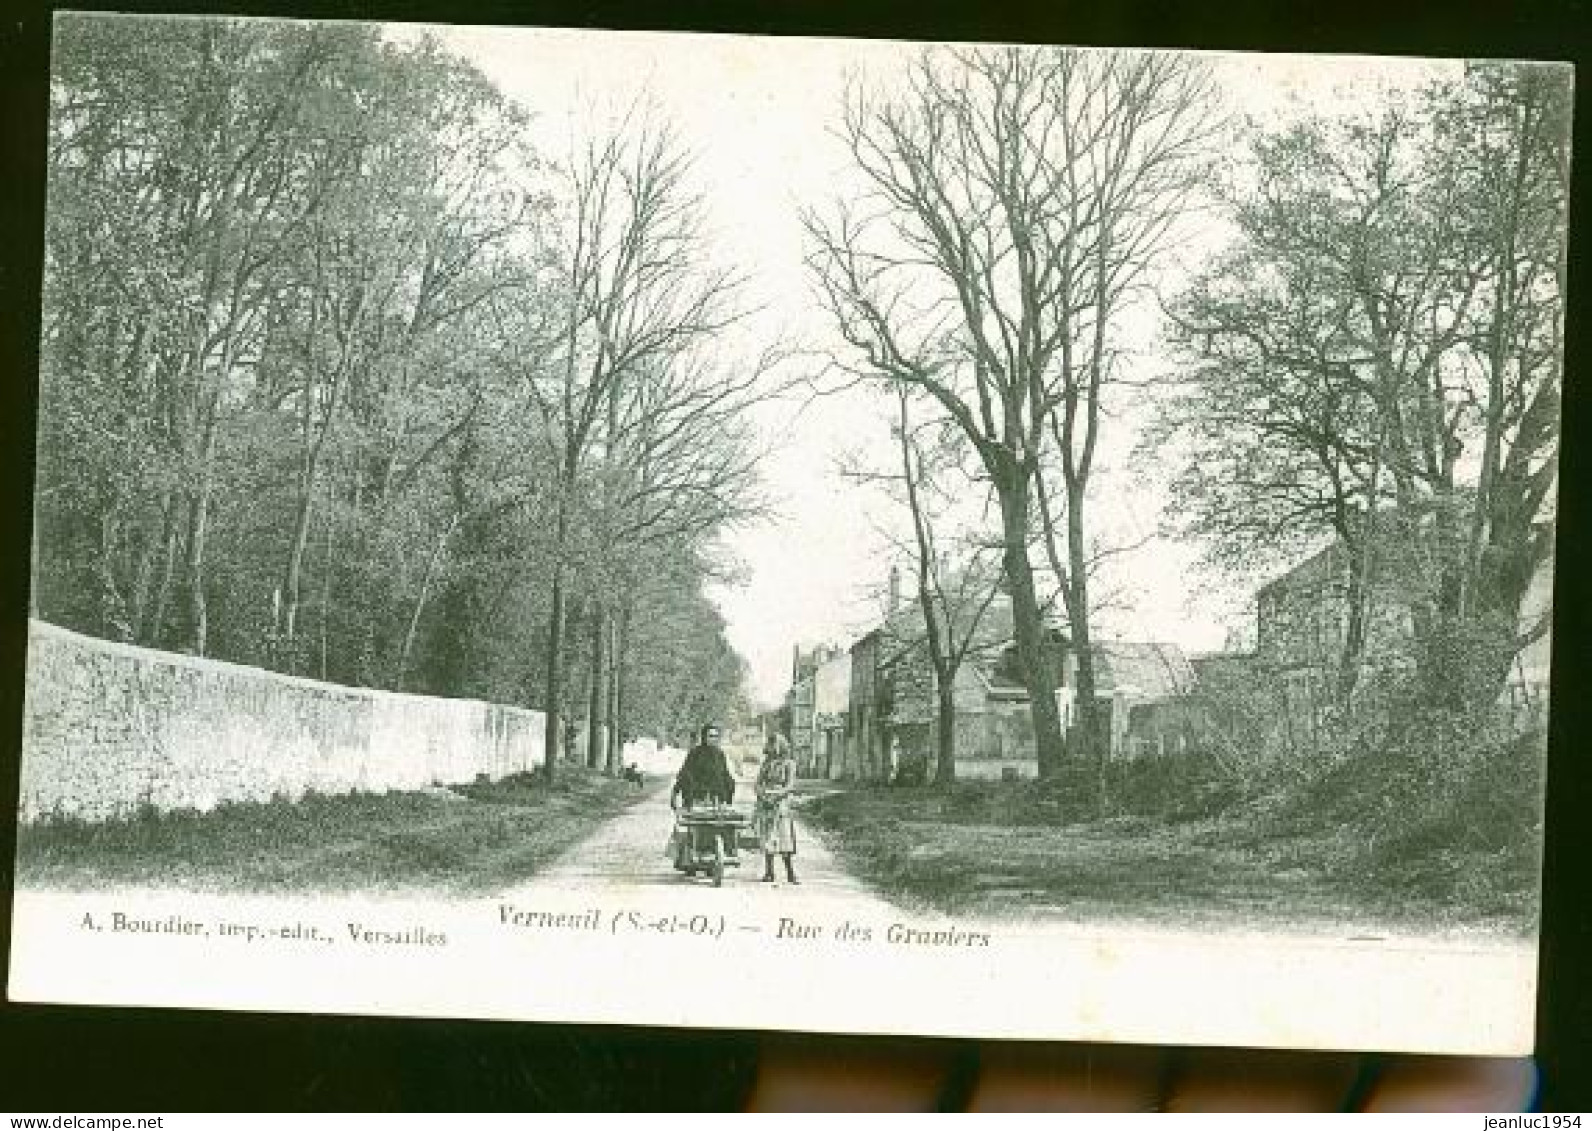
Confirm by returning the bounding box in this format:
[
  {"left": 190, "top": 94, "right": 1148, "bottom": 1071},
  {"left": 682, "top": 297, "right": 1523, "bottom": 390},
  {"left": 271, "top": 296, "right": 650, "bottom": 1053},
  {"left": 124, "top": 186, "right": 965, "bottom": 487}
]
[{"left": 8, "top": 12, "right": 1570, "bottom": 1055}]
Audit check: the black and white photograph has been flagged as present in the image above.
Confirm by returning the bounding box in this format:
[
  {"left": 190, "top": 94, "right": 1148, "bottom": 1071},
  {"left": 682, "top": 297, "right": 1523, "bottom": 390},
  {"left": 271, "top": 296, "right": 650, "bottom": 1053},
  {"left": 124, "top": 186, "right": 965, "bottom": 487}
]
[{"left": 6, "top": 11, "right": 1573, "bottom": 1057}]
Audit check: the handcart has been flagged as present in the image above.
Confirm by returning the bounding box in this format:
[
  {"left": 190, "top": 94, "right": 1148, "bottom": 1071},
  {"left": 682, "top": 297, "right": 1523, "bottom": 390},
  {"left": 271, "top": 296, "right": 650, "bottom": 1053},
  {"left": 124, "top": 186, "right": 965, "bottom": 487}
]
[{"left": 671, "top": 804, "right": 752, "bottom": 887}]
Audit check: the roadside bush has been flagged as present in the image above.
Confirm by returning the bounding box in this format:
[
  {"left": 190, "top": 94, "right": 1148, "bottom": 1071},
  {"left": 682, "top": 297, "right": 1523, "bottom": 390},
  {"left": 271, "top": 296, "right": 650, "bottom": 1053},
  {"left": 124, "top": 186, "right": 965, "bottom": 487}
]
[
  {"left": 1352, "top": 718, "right": 1545, "bottom": 917},
  {"left": 1259, "top": 695, "right": 1545, "bottom": 923}
]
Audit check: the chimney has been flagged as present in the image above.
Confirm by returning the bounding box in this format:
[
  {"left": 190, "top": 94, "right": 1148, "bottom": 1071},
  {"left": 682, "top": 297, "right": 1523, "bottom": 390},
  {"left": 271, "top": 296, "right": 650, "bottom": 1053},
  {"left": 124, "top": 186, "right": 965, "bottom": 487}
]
[{"left": 888, "top": 565, "right": 901, "bottom": 613}]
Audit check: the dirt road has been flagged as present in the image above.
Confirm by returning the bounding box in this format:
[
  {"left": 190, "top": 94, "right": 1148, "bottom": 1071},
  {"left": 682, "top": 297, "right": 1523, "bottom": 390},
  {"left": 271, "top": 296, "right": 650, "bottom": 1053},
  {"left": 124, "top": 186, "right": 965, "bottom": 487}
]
[{"left": 515, "top": 775, "right": 885, "bottom": 905}]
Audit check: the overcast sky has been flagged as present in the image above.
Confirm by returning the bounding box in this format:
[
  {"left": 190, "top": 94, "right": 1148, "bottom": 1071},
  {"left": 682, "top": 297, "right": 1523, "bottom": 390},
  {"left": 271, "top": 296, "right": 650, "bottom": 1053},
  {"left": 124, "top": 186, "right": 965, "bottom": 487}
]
[{"left": 427, "top": 24, "right": 1458, "bottom": 706}]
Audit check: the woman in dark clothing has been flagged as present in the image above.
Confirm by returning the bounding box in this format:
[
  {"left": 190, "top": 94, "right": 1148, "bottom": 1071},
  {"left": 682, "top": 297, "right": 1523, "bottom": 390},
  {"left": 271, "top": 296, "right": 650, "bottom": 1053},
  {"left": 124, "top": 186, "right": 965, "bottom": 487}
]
[
  {"left": 672, "top": 723, "right": 736, "bottom": 808},
  {"left": 670, "top": 723, "right": 738, "bottom": 873}
]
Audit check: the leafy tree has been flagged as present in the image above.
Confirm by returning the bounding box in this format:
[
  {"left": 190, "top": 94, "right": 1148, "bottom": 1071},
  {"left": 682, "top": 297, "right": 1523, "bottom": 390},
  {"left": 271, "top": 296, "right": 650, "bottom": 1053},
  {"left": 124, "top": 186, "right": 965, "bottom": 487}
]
[
  {"left": 36, "top": 15, "right": 761, "bottom": 756},
  {"left": 1158, "top": 66, "right": 1568, "bottom": 721}
]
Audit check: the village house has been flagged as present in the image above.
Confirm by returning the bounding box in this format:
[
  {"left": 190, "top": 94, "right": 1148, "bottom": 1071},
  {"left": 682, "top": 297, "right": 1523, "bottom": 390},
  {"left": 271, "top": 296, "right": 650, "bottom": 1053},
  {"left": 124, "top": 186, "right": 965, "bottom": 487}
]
[
  {"left": 863, "top": 596, "right": 1034, "bottom": 781},
  {"left": 788, "top": 522, "right": 1554, "bottom": 780},
  {"left": 1253, "top": 537, "right": 1417, "bottom": 745},
  {"left": 816, "top": 583, "right": 1198, "bottom": 782},
  {"left": 785, "top": 650, "right": 815, "bottom": 774},
  {"left": 786, "top": 644, "right": 843, "bottom": 776},
  {"left": 813, "top": 647, "right": 851, "bottom": 779},
  {"left": 844, "top": 627, "right": 885, "bottom": 782},
  {"left": 1253, "top": 525, "right": 1554, "bottom": 740},
  {"left": 1074, "top": 642, "right": 1199, "bottom": 760},
  {"left": 958, "top": 635, "right": 1198, "bottom": 777}
]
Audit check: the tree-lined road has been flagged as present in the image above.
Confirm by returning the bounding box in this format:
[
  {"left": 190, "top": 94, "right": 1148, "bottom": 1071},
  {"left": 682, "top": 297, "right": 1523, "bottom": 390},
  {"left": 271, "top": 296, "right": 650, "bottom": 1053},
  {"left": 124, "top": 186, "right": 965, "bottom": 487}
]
[{"left": 506, "top": 773, "right": 886, "bottom": 908}]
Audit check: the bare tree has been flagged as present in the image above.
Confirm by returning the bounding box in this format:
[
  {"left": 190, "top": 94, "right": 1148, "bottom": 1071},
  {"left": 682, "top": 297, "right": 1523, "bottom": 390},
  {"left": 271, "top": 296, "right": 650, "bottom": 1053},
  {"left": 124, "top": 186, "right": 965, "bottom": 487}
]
[
  {"left": 592, "top": 348, "right": 774, "bottom": 771},
  {"left": 842, "top": 386, "right": 1001, "bottom": 783},
  {"left": 495, "top": 111, "right": 748, "bottom": 779},
  {"left": 1026, "top": 53, "right": 1220, "bottom": 765},
  {"left": 808, "top": 46, "right": 1218, "bottom": 776}
]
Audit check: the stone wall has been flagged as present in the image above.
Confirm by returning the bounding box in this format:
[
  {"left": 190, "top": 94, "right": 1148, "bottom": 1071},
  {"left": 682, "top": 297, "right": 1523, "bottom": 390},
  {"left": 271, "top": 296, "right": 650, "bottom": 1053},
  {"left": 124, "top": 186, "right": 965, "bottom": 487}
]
[{"left": 19, "top": 620, "right": 546, "bottom": 822}]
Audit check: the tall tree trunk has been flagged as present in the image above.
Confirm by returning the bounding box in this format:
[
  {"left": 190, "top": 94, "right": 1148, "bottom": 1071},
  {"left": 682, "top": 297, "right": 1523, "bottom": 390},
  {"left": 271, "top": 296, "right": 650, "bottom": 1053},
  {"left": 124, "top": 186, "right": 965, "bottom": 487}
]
[
  {"left": 394, "top": 516, "right": 459, "bottom": 692},
  {"left": 916, "top": 577, "right": 958, "bottom": 785},
  {"left": 280, "top": 489, "right": 315, "bottom": 666},
  {"left": 1414, "top": 510, "right": 1472, "bottom": 713},
  {"left": 1466, "top": 95, "right": 1534, "bottom": 622},
  {"left": 139, "top": 494, "right": 182, "bottom": 647},
  {"left": 897, "top": 389, "right": 958, "bottom": 784},
  {"left": 283, "top": 271, "right": 357, "bottom": 666},
  {"left": 98, "top": 507, "right": 132, "bottom": 640},
  {"left": 541, "top": 475, "right": 573, "bottom": 782},
  {"left": 586, "top": 604, "right": 607, "bottom": 770},
  {"left": 182, "top": 491, "right": 210, "bottom": 655},
  {"left": 995, "top": 466, "right": 1066, "bottom": 779},
  {"left": 1063, "top": 480, "right": 1104, "bottom": 769},
  {"left": 319, "top": 496, "right": 334, "bottom": 682},
  {"left": 182, "top": 289, "right": 249, "bottom": 659},
  {"left": 1335, "top": 536, "right": 1372, "bottom": 709},
  {"left": 543, "top": 569, "right": 567, "bottom": 778},
  {"left": 116, "top": 309, "right": 163, "bottom": 639},
  {"left": 415, "top": 416, "right": 480, "bottom": 696},
  {"left": 281, "top": 417, "right": 347, "bottom": 669},
  {"left": 606, "top": 605, "right": 625, "bottom": 775},
  {"left": 181, "top": 404, "right": 221, "bottom": 657},
  {"left": 1450, "top": 94, "right": 1556, "bottom": 711},
  {"left": 279, "top": 377, "right": 321, "bottom": 663},
  {"left": 176, "top": 59, "right": 244, "bottom": 661},
  {"left": 934, "top": 674, "right": 957, "bottom": 785}
]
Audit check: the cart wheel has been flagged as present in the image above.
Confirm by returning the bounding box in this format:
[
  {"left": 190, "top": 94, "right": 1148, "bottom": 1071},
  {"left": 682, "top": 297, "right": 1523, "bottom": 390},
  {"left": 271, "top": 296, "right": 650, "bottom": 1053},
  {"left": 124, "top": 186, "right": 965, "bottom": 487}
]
[{"left": 711, "top": 840, "right": 724, "bottom": 887}]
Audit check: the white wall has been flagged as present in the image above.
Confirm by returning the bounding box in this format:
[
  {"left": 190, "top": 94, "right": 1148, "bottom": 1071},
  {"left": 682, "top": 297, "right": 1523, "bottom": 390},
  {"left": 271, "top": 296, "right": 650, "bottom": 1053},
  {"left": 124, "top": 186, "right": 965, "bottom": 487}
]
[{"left": 20, "top": 620, "right": 547, "bottom": 822}]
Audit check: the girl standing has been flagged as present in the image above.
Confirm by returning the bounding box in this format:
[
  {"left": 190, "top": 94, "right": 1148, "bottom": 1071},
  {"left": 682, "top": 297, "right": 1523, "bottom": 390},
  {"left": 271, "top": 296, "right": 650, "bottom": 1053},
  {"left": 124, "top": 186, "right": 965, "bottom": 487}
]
[{"left": 755, "top": 733, "right": 799, "bottom": 884}]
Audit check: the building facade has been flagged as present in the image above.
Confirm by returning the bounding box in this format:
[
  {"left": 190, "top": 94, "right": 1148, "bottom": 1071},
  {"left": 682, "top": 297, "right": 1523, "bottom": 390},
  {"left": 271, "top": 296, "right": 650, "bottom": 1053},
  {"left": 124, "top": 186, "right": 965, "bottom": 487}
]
[
  {"left": 802, "top": 592, "right": 1196, "bottom": 783},
  {"left": 813, "top": 648, "right": 851, "bottom": 779},
  {"left": 845, "top": 629, "right": 885, "bottom": 781},
  {"left": 1253, "top": 529, "right": 1553, "bottom": 741},
  {"left": 788, "top": 644, "right": 844, "bottom": 777}
]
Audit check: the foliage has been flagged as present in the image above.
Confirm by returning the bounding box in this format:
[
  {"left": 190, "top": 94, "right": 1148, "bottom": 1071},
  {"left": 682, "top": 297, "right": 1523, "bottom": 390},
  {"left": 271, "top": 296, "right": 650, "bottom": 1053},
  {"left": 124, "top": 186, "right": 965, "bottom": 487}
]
[
  {"left": 36, "top": 15, "right": 760, "bottom": 750},
  {"left": 1156, "top": 66, "right": 1568, "bottom": 716},
  {"left": 804, "top": 734, "right": 1538, "bottom": 930}
]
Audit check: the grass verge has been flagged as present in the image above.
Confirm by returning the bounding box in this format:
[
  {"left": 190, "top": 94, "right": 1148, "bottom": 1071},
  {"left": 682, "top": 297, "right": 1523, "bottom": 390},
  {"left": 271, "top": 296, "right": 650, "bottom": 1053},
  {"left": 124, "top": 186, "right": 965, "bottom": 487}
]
[
  {"left": 800, "top": 748, "right": 1540, "bottom": 938},
  {"left": 15, "top": 767, "right": 651, "bottom": 896}
]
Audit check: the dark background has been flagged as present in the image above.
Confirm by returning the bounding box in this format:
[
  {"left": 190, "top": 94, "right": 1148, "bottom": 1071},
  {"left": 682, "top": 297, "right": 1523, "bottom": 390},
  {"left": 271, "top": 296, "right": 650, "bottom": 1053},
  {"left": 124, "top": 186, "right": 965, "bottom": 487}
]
[{"left": 1, "top": 0, "right": 1588, "bottom": 1112}]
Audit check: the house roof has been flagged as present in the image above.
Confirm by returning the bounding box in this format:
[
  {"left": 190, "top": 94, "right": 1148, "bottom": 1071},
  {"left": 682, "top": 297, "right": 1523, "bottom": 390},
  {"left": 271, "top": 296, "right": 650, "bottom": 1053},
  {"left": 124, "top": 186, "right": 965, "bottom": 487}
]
[
  {"left": 848, "top": 587, "right": 1199, "bottom": 704},
  {"left": 1253, "top": 504, "right": 1543, "bottom": 599},
  {"left": 985, "top": 637, "right": 1194, "bottom": 702},
  {"left": 869, "top": 593, "right": 1056, "bottom": 668},
  {"left": 1093, "top": 642, "right": 1197, "bottom": 699},
  {"left": 1191, "top": 650, "right": 1257, "bottom": 675}
]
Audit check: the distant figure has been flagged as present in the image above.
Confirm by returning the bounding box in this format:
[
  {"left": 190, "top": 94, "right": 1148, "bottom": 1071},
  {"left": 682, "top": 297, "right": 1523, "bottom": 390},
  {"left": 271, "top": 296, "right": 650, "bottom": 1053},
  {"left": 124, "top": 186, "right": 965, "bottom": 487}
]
[
  {"left": 672, "top": 723, "right": 735, "bottom": 809},
  {"left": 756, "top": 732, "right": 799, "bottom": 884},
  {"left": 622, "top": 764, "right": 644, "bottom": 788}
]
